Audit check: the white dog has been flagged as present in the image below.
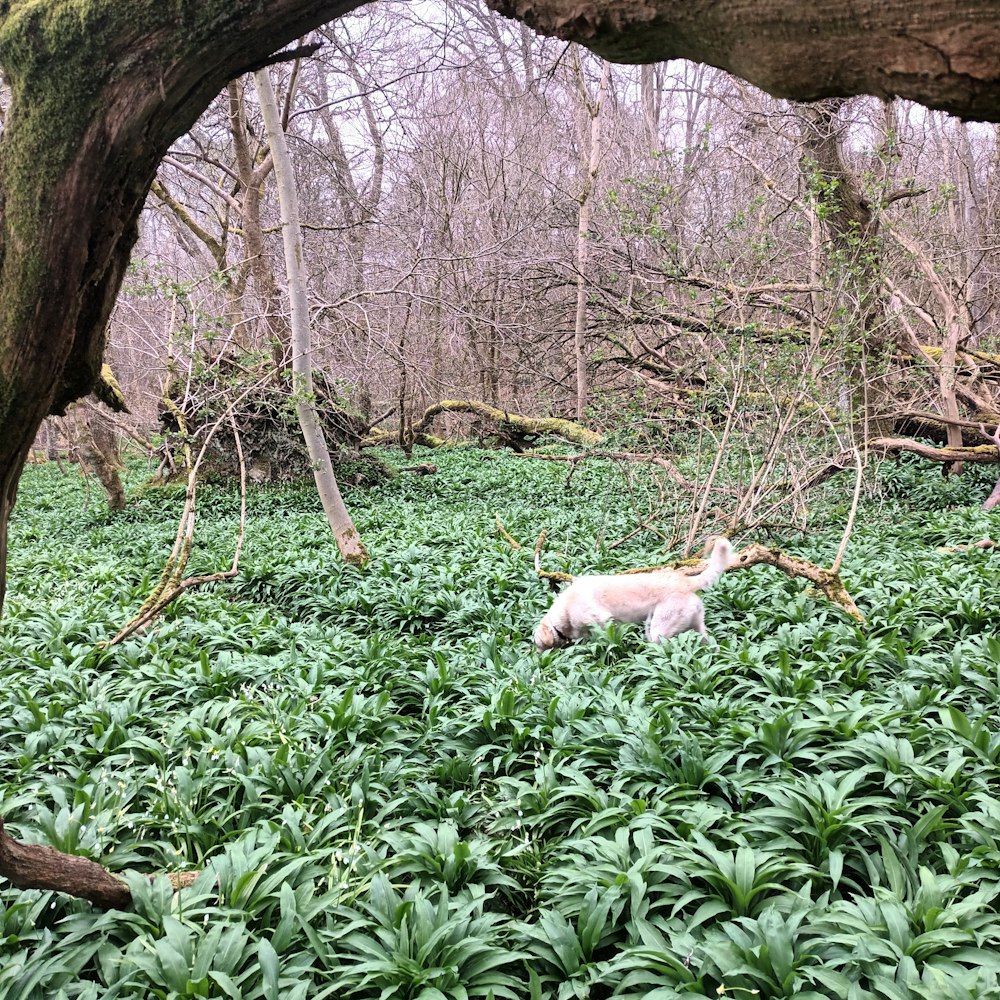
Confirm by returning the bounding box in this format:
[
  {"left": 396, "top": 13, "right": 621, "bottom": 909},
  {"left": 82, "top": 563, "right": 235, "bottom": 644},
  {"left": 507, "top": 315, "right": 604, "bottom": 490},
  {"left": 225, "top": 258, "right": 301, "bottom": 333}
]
[{"left": 533, "top": 537, "right": 734, "bottom": 649}]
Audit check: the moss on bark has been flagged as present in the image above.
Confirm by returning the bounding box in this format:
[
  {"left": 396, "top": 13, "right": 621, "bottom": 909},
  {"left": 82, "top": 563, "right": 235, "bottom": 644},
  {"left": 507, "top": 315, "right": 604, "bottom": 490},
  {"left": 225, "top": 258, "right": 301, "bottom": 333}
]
[{"left": 414, "top": 399, "right": 604, "bottom": 448}]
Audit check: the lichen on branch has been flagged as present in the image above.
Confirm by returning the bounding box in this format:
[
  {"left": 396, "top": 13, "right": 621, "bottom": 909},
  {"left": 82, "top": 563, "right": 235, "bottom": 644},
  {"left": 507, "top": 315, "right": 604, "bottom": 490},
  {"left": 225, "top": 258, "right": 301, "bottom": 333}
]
[{"left": 414, "top": 399, "right": 604, "bottom": 448}]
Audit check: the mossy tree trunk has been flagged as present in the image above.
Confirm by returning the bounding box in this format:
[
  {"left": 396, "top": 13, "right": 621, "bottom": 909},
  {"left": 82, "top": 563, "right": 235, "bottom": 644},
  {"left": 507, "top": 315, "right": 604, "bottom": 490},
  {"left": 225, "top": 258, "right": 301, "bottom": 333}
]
[
  {"left": 75, "top": 404, "right": 127, "bottom": 512},
  {"left": 413, "top": 399, "right": 605, "bottom": 448},
  {"left": 227, "top": 78, "right": 289, "bottom": 366},
  {"left": 0, "top": 0, "right": 368, "bottom": 610}
]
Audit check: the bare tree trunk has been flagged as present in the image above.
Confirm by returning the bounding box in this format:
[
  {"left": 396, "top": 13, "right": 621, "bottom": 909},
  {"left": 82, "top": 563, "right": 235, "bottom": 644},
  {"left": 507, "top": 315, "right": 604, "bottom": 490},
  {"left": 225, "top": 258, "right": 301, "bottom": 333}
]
[
  {"left": 639, "top": 63, "right": 662, "bottom": 143},
  {"left": 887, "top": 223, "right": 971, "bottom": 473},
  {"left": 228, "top": 80, "right": 288, "bottom": 365},
  {"left": 572, "top": 53, "right": 610, "bottom": 421},
  {"left": 807, "top": 190, "right": 824, "bottom": 352},
  {"left": 253, "top": 67, "right": 368, "bottom": 566}
]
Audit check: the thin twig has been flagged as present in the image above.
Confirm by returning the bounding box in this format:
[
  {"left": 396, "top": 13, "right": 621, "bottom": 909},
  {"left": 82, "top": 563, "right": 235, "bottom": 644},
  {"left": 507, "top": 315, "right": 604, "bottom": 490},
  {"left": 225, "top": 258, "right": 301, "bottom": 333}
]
[
  {"left": 494, "top": 515, "right": 522, "bottom": 550},
  {"left": 103, "top": 412, "right": 247, "bottom": 646},
  {"left": 830, "top": 446, "right": 863, "bottom": 575}
]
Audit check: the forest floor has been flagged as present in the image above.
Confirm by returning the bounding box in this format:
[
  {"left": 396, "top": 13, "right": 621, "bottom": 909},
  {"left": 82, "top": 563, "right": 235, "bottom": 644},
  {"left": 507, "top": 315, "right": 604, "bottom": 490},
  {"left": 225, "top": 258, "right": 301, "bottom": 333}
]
[{"left": 2, "top": 446, "right": 1000, "bottom": 999}]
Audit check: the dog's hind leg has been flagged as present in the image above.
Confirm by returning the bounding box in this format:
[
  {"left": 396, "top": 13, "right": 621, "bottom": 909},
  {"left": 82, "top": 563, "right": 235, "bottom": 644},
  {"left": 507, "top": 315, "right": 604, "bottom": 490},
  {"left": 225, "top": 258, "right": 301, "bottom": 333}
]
[{"left": 646, "top": 594, "right": 708, "bottom": 643}]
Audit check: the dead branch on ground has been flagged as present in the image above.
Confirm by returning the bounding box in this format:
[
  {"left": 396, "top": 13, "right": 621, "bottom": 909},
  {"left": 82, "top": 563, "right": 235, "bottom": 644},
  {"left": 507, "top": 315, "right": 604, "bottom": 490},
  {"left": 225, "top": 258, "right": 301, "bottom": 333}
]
[
  {"left": 730, "top": 542, "right": 863, "bottom": 621},
  {"left": 104, "top": 413, "right": 247, "bottom": 646},
  {"left": 531, "top": 529, "right": 572, "bottom": 588},
  {"left": 800, "top": 436, "right": 1000, "bottom": 494},
  {"left": 495, "top": 515, "right": 522, "bottom": 550},
  {"left": 937, "top": 539, "right": 997, "bottom": 552},
  {"left": 0, "top": 817, "right": 198, "bottom": 910},
  {"left": 408, "top": 400, "right": 604, "bottom": 449}
]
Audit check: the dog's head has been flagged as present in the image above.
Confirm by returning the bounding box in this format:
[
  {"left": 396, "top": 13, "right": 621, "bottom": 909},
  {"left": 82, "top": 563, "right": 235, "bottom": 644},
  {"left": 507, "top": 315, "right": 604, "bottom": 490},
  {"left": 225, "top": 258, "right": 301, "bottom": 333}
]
[{"left": 533, "top": 619, "right": 568, "bottom": 650}]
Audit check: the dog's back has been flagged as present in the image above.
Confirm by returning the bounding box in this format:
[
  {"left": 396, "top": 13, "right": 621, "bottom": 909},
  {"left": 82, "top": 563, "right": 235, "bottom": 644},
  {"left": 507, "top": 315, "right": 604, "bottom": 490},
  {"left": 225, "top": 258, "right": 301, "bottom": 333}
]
[{"left": 534, "top": 537, "right": 734, "bottom": 650}]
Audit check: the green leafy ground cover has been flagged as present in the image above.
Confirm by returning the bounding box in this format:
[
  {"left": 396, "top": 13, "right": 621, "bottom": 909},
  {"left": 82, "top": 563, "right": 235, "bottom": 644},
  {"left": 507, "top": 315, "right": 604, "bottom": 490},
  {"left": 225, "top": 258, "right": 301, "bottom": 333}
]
[{"left": 2, "top": 449, "right": 1000, "bottom": 999}]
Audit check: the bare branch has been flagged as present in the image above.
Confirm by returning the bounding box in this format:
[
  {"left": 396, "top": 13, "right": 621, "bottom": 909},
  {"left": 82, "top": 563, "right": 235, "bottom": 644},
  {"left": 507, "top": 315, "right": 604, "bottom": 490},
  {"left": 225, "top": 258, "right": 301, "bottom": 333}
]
[{"left": 731, "top": 542, "right": 864, "bottom": 622}]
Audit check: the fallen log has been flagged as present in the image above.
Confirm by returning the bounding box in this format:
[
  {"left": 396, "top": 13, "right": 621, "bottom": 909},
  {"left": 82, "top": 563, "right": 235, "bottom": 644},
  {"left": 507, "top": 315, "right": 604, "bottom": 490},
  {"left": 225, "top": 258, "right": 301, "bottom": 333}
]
[
  {"left": 865, "top": 437, "right": 1000, "bottom": 463},
  {"left": 0, "top": 817, "right": 198, "bottom": 910},
  {"left": 415, "top": 400, "right": 603, "bottom": 448},
  {"left": 889, "top": 410, "right": 1000, "bottom": 445},
  {"left": 901, "top": 347, "right": 1000, "bottom": 381},
  {"left": 362, "top": 428, "right": 448, "bottom": 449},
  {"left": 800, "top": 436, "right": 1000, "bottom": 493}
]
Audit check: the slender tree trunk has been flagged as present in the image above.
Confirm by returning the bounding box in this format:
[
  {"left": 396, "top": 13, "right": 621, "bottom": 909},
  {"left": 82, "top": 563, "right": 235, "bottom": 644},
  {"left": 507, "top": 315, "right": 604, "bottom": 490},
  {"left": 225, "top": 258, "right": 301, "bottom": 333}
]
[
  {"left": 572, "top": 54, "right": 610, "bottom": 421},
  {"left": 253, "top": 67, "right": 368, "bottom": 566},
  {"left": 983, "top": 425, "right": 1000, "bottom": 511},
  {"left": 807, "top": 193, "right": 824, "bottom": 352},
  {"left": 887, "top": 223, "right": 971, "bottom": 473},
  {"left": 228, "top": 81, "right": 288, "bottom": 366},
  {"left": 639, "top": 63, "right": 662, "bottom": 143}
]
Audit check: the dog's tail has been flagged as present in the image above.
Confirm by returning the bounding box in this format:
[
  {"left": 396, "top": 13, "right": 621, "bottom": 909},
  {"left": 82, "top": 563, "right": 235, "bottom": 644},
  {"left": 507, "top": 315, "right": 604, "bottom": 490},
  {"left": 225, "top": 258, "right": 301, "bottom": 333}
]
[{"left": 683, "top": 537, "right": 734, "bottom": 592}]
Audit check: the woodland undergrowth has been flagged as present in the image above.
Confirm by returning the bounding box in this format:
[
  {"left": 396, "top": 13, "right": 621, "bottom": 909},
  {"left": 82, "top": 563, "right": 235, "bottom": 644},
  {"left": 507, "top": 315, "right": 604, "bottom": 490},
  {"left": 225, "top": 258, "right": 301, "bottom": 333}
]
[{"left": 2, "top": 447, "right": 1000, "bottom": 999}]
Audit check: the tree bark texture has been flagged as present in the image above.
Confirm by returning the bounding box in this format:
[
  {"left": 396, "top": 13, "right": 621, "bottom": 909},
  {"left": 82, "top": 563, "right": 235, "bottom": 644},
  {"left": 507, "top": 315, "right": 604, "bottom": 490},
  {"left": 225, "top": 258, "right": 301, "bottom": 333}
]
[
  {"left": 485, "top": 0, "right": 1000, "bottom": 122},
  {"left": 0, "top": 817, "right": 199, "bottom": 910},
  {"left": 0, "top": 817, "right": 132, "bottom": 909}
]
